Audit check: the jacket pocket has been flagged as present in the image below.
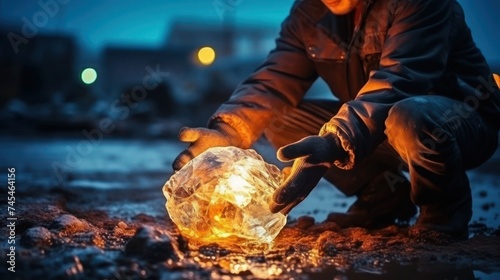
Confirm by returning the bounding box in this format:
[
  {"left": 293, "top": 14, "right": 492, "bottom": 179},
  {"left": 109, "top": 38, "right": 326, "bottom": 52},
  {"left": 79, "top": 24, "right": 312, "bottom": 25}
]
[{"left": 304, "top": 30, "right": 347, "bottom": 61}]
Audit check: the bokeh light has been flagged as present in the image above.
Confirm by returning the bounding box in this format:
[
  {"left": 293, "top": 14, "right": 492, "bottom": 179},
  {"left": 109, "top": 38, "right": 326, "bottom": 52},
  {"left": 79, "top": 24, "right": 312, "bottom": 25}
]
[
  {"left": 197, "top": 47, "right": 216, "bottom": 65},
  {"left": 81, "top": 68, "right": 97, "bottom": 84}
]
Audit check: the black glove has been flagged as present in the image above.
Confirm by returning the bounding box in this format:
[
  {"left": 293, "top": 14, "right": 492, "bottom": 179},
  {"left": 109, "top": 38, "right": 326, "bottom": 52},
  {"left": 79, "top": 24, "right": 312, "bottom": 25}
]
[
  {"left": 269, "top": 133, "right": 347, "bottom": 214},
  {"left": 172, "top": 123, "right": 242, "bottom": 171}
]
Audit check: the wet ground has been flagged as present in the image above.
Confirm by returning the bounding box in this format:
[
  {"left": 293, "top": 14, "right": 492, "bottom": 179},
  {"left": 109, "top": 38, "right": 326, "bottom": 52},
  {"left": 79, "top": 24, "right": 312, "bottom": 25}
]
[{"left": 0, "top": 135, "right": 499, "bottom": 279}]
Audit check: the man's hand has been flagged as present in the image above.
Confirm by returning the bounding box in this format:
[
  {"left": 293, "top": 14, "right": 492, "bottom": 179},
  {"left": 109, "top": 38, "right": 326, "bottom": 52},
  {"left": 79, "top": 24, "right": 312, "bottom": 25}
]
[
  {"left": 270, "top": 134, "right": 346, "bottom": 214},
  {"left": 172, "top": 123, "right": 241, "bottom": 171}
]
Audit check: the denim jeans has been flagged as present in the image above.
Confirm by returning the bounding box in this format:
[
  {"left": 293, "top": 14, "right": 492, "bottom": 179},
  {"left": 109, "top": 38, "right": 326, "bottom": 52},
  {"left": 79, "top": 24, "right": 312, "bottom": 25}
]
[{"left": 263, "top": 96, "right": 499, "bottom": 206}]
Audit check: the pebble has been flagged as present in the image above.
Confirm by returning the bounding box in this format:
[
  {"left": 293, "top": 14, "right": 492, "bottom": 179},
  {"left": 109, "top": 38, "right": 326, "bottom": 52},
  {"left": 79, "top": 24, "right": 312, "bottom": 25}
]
[
  {"left": 117, "top": 221, "right": 128, "bottom": 229},
  {"left": 50, "top": 214, "right": 89, "bottom": 235},
  {"left": 199, "top": 244, "right": 230, "bottom": 258},
  {"left": 478, "top": 190, "right": 488, "bottom": 198},
  {"left": 125, "top": 226, "right": 175, "bottom": 262},
  {"left": 21, "top": 227, "right": 53, "bottom": 248},
  {"left": 377, "top": 225, "right": 400, "bottom": 237},
  {"left": 114, "top": 221, "right": 131, "bottom": 235},
  {"left": 65, "top": 247, "right": 115, "bottom": 279},
  {"left": 481, "top": 202, "right": 495, "bottom": 211},
  {"left": 296, "top": 216, "right": 315, "bottom": 230},
  {"left": 322, "top": 243, "right": 338, "bottom": 256}
]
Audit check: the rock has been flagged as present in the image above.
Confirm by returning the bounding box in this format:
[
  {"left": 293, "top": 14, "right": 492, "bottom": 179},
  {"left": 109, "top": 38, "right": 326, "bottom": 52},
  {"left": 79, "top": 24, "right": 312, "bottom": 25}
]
[
  {"left": 198, "top": 244, "right": 230, "bottom": 258},
  {"left": 72, "top": 232, "right": 106, "bottom": 247},
  {"left": 117, "top": 221, "right": 128, "bottom": 229},
  {"left": 481, "top": 202, "right": 495, "bottom": 211},
  {"left": 21, "top": 227, "right": 53, "bottom": 248},
  {"left": 114, "top": 221, "right": 135, "bottom": 237},
  {"left": 408, "top": 226, "right": 453, "bottom": 245},
  {"left": 296, "top": 216, "right": 315, "bottom": 230},
  {"left": 377, "top": 225, "right": 401, "bottom": 237},
  {"left": 125, "top": 226, "right": 175, "bottom": 262},
  {"left": 132, "top": 213, "right": 156, "bottom": 223},
  {"left": 310, "top": 221, "right": 341, "bottom": 233},
  {"left": 163, "top": 147, "right": 286, "bottom": 248},
  {"left": 67, "top": 247, "right": 114, "bottom": 279},
  {"left": 50, "top": 214, "right": 89, "bottom": 235},
  {"left": 478, "top": 190, "right": 488, "bottom": 198},
  {"left": 322, "top": 243, "right": 339, "bottom": 256}
]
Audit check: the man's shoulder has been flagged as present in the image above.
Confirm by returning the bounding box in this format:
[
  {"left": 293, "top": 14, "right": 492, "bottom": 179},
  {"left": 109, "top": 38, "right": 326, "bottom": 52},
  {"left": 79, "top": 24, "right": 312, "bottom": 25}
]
[{"left": 387, "top": 0, "right": 454, "bottom": 11}]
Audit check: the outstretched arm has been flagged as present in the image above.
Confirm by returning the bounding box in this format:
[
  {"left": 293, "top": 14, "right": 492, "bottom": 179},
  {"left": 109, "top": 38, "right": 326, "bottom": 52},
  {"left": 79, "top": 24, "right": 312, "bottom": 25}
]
[
  {"left": 172, "top": 2, "right": 319, "bottom": 170},
  {"left": 208, "top": 3, "right": 319, "bottom": 146}
]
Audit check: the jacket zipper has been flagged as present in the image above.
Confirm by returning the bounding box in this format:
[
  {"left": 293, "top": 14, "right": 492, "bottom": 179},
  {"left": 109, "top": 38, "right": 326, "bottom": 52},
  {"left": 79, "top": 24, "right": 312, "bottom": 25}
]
[{"left": 345, "top": 0, "right": 374, "bottom": 99}]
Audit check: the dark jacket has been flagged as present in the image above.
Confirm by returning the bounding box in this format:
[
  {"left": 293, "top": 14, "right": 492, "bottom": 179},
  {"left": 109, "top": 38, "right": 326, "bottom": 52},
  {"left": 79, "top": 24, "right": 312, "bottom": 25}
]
[{"left": 209, "top": 0, "right": 500, "bottom": 169}]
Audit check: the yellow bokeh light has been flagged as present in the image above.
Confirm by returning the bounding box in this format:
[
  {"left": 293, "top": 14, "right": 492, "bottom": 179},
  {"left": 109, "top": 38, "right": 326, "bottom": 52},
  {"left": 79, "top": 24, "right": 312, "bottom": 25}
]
[
  {"left": 197, "top": 47, "right": 216, "bottom": 65},
  {"left": 81, "top": 68, "right": 97, "bottom": 84}
]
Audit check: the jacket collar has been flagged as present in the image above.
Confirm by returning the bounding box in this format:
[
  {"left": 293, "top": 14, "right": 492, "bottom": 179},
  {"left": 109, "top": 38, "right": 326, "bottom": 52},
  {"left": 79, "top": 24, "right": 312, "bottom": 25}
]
[
  {"left": 295, "top": 0, "right": 376, "bottom": 46},
  {"left": 295, "top": 0, "right": 376, "bottom": 25}
]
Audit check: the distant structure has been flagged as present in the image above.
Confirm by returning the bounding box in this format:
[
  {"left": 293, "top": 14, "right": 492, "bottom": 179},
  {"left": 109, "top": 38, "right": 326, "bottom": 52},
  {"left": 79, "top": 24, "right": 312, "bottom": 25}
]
[
  {"left": 166, "top": 20, "right": 276, "bottom": 57},
  {"left": 0, "top": 19, "right": 281, "bottom": 126},
  {"left": 102, "top": 19, "right": 279, "bottom": 106},
  {"left": 0, "top": 27, "right": 76, "bottom": 106}
]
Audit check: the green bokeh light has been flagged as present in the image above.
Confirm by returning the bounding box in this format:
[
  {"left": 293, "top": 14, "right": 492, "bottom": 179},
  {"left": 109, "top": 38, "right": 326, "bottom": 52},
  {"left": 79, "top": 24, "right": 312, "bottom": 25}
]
[{"left": 81, "top": 68, "right": 97, "bottom": 84}]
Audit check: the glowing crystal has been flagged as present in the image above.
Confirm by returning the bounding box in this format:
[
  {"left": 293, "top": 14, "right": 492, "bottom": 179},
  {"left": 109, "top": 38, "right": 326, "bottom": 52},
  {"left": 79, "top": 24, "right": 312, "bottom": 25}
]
[{"left": 163, "top": 147, "right": 286, "bottom": 248}]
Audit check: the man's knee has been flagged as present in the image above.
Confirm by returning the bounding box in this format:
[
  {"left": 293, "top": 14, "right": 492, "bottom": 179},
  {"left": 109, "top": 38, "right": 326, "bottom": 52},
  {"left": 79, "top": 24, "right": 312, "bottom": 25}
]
[
  {"left": 385, "top": 97, "right": 442, "bottom": 157},
  {"left": 385, "top": 98, "right": 425, "bottom": 141}
]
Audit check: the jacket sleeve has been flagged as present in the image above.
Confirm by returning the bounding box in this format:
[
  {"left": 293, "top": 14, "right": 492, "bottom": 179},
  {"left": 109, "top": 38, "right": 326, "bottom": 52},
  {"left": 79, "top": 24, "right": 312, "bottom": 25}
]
[
  {"left": 320, "top": 0, "right": 452, "bottom": 169},
  {"left": 208, "top": 4, "right": 318, "bottom": 148}
]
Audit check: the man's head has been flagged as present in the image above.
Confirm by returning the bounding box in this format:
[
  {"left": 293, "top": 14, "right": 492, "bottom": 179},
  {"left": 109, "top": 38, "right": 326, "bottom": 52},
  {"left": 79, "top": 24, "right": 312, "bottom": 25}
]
[{"left": 321, "top": 0, "right": 362, "bottom": 15}]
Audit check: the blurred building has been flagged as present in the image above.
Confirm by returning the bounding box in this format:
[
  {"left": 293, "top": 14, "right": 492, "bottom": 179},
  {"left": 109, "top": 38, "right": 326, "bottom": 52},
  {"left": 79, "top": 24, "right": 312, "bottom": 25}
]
[
  {"left": 0, "top": 18, "right": 283, "bottom": 133},
  {"left": 166, "top": 20, "right": 276, "bottom": 57},
  {"left": 102, "top": 19, "right": 278, "bottom": 96},
  {"left": 101, "top": 19, "right": 279, "bottom": 125},
  {"left": 0, "top": 27, "right": 77, "bottom": 106}
]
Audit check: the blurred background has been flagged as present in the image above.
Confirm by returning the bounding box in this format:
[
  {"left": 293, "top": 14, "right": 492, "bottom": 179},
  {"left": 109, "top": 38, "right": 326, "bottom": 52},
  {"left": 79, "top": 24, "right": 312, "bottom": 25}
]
[
  {"left": 0, "top": 0, "right": 290, "bottom": 137},
  {"left": 0, "top": 0, "right": 498, "bottom": 137}
]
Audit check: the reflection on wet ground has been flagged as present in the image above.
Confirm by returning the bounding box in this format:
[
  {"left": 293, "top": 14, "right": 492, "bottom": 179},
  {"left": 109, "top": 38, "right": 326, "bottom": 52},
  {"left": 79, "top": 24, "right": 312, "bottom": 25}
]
[{"left": 0, "top": 136, "right": 499, "bottom": 279}]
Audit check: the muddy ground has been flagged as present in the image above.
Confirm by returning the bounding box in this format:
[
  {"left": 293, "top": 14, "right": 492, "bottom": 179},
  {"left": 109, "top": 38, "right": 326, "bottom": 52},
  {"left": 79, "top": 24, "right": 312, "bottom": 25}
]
[{"left": 0, "top": 136, "right": 499, "bottom": 279}]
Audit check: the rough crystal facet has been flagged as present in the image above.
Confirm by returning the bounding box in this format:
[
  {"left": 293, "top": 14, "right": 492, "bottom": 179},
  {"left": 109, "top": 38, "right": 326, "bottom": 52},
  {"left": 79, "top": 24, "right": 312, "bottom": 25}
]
[{"left": 163, "top": 147, "right": 286, "bottom": 248}]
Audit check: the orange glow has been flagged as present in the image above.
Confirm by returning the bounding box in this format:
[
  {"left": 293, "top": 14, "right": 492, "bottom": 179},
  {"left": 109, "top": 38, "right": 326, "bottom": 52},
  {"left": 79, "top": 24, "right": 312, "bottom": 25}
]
[
  {"left": 494, "top": 73, "right": 500, "bottom": 88},
  {"left": 163, "top": 147, "right": 286, "bottom": 251}
]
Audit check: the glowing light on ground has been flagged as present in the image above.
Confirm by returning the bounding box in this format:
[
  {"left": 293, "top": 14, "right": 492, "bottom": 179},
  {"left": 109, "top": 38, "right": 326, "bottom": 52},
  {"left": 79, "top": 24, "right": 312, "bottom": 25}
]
[{"left": 163, "top": 147, "right": 286, "bottom": 251}]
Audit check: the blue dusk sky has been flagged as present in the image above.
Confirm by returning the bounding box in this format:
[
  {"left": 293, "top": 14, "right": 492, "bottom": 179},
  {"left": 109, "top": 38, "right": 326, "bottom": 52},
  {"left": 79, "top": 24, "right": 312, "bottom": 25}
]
[{"left": 0, "top": 0, "right": 498, "bottom": 61}]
